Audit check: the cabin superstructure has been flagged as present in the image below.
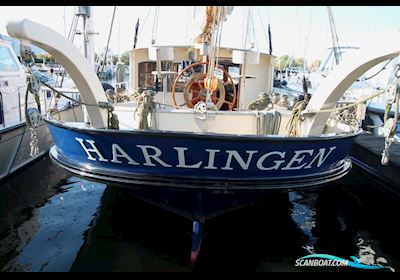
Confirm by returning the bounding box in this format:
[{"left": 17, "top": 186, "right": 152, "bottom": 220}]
[
  {"left": 124, "top": 45, "right": 284, "bottom": 135},
  {"left": 128, "top": 46, "right": 275, "bottom": 109}
]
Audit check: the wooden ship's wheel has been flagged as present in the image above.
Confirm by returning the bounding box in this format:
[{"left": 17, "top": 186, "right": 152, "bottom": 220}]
[{"left": 172, "top": 61, "right": 236, "bottom": 110}]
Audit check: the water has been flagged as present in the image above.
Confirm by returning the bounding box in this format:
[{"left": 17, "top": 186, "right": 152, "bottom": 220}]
[{"left": 0, "top": 156, "right": 399, "bottom": 272}]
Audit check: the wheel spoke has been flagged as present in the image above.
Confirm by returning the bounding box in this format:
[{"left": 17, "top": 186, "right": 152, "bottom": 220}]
[
  {"left": 198, "top": 81, "right": 205, "bottom": 90},
  {"left": 191, "top": 95, "right": 203, "bottom": 105},
  {"left": 190, "top": 89, "right": 200, "bottom": 96},
  {"left": 211, "top": 95, "right": 219, "bottom": 103}
]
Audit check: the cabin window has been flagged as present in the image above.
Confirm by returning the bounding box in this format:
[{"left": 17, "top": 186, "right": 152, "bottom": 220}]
[
  {"left": 138, "top": 61, "right": 156, "bottom": 90},
  {"left": 228, "top": 66, "right": 240, "bottom": 85},
  {"left": 0, "top": 46, "right": 19, "bottom": 72},
  {"left": 138, "top": 61, "right": 179, "bottom": 92}
]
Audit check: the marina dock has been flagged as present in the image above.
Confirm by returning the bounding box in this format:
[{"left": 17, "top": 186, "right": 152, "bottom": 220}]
[{"left": 351, "top": 133, "right": 400, "bottom": 192}]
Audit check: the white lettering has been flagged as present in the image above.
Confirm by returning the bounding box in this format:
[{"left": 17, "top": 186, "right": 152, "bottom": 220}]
[
  {"left": 75, "top": 138, "right": 108, "bottom": 162},
  {"left": 136, "top": 145, "right": 172, "bottom": 167},
  {"left": 174, "top": 147, "right": 202, "bottom": 168},
  {"left": 221, "top": 150, "right": 257, "bottom": 170},
  {"left": 304, "top": 146, "right": 336, "bottom": 168},
  {"left": 281, "top": 150, "right": 313, "bottom": 170},
  {"left": 73, "top": 141, "right": 340, "bottom": 173},
  {"left": 111, "top": 144, "right": 139, "bottom": 165},
  {"left": 256, "top": 151, "right": 286, "bottom": 170},
  {"left": 204, "top": 149, "right": 220, "bottom": 170}
]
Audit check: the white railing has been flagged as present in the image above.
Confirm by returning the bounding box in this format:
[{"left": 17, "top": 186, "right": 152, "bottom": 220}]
[{"left": 0, "top": 85, "right": 80, "bottom": 130}]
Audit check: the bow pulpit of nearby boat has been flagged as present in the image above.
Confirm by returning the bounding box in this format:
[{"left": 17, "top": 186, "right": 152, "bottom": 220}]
[{"left": 7, "top": 6, "right": 400, "bottom": 265}]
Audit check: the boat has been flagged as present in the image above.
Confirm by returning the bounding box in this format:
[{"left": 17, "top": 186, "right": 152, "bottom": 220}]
[
  {"left": 275, "top": 5, "right": 400, "bottom": 147},
  {"left": 0, "top": 37, "right": 61, "bottom": 181},
  {"left": 0, "top": 33, "right": 80, "bottom": 181},
  {"left": 6, "top": 6, "right": 400, "bottom": 263}
]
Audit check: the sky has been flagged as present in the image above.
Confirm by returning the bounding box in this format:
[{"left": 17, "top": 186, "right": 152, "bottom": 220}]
[{"left": 1, "top": 6, "right": 400, "bottom": 63}]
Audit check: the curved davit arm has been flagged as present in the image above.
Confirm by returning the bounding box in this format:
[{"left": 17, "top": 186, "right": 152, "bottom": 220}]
[
  {"left": 7, "top": 18, "right": 108, "bottom": 128},
  {"left": 301, "top": 28, "right": 400, "bottom": 136}
]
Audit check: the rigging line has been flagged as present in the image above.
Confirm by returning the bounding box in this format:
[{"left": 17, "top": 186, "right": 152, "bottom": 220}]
[
  {"left": 243, "top": 6, "right": 251, "bottom": 50},
  {"left": 327, "top": 6, "right": 341, "bottom": 64},
  {"left": 242, "top": 6, "right": 246, "bottom": 50},
  {"left": 155, "top": 7, "right": 160, "bottom": 43},
  {"left": 247, "top": 7, "right": 258, "bottom": 51},
  {"left": 57, "top": 13, "right": 78, "bottom": 87},
  {"left": 186, "top": 6, "right": 190, "bottom": 43},
  {"left": 304, "top": 8, "right": 313, "bottom": 71},
  {"left": 296, "top": 6, "right": 304, "bottom": 63},
  {"left": 363, "top": 58, "right": 394, "bottom": 81},
  {"left": 207, "top": 7, "right": 219, "bottom": 80},
  {"left": 214, "top": 7, "right": 225, "bottom": 68},
  {"left": 67, "top": 13, "right": 76, "bottom": 41},
  {"left": 99, "top": 6, "right": 117, "bottom": 79},
  {"left": 136, "top": 6, "right": 152, "bottom": 47},
  {"left": 256, "top": 8, "right": 269, "bottom": 53},
  {"left": 39, "top": 80, "right": 100, "bottom": 107},
  {"left": 151, "top": 6, "right": 160, "bottom": 45}
]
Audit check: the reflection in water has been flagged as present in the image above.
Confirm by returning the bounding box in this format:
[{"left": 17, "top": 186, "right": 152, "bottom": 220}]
[
  {"left": 289, "top": 191, "right": 318, "bottom": 254},
  {"left": 355, "top": 233, "right": 395, "bottom": 272},
  {"left": 2, "top": 176, "right": 106, "bottom": 272},
  {"left": 70, "top": 186, "right": 190, "bottom": 272},
  {"left": 0, "top": 157, "right": 400, "bottom": 271}
]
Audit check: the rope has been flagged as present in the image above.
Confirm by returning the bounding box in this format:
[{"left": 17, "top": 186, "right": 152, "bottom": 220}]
[
  {"left": 24, "top": 79, "right": 42, "bottom": 157},
  {"left": 38, "top": 79, "right": 117, "bottom": 129},
  {"left": 205, "top": 6, "right": 224, "bottom": 104},
  {"left": 286, "top": 100, "right": 308, "bottom": 137},
  {"left": 39, "top": 80, "right": 98, "bottom": 107},
  {"left": 135, "top": 91, "right": 155, "bottom": 129}
]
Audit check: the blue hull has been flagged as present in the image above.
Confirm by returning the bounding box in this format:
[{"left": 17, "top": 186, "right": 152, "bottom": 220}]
[
  {"left": 124, "top": 186, "right": 272, "bottom": 221},
  {"left": 46, "top": 119, "right": 358, "bottom": 190}
]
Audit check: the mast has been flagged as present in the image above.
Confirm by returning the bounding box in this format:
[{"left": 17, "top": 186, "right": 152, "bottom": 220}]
[
  {"left": 76, "top": 6, "right": 95, "bottom": 66},
  {"left": 86, "top": 7, "right": 95, "bottom": 67},
  {"left": 327, "top": 6, "right": 341, "bottom": 65},
  {"left": 76, "top": 6, "right": 96, "bottom": 124}
]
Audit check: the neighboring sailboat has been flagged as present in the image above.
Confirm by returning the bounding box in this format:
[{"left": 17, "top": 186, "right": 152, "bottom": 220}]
[{"left": 7, "top": 6, "right": 400, "bottom": 263}]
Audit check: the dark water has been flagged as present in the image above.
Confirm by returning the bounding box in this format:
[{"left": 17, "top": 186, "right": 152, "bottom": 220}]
[{"left": 0, "top": 156, "right": 399, "bottom": 272}]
